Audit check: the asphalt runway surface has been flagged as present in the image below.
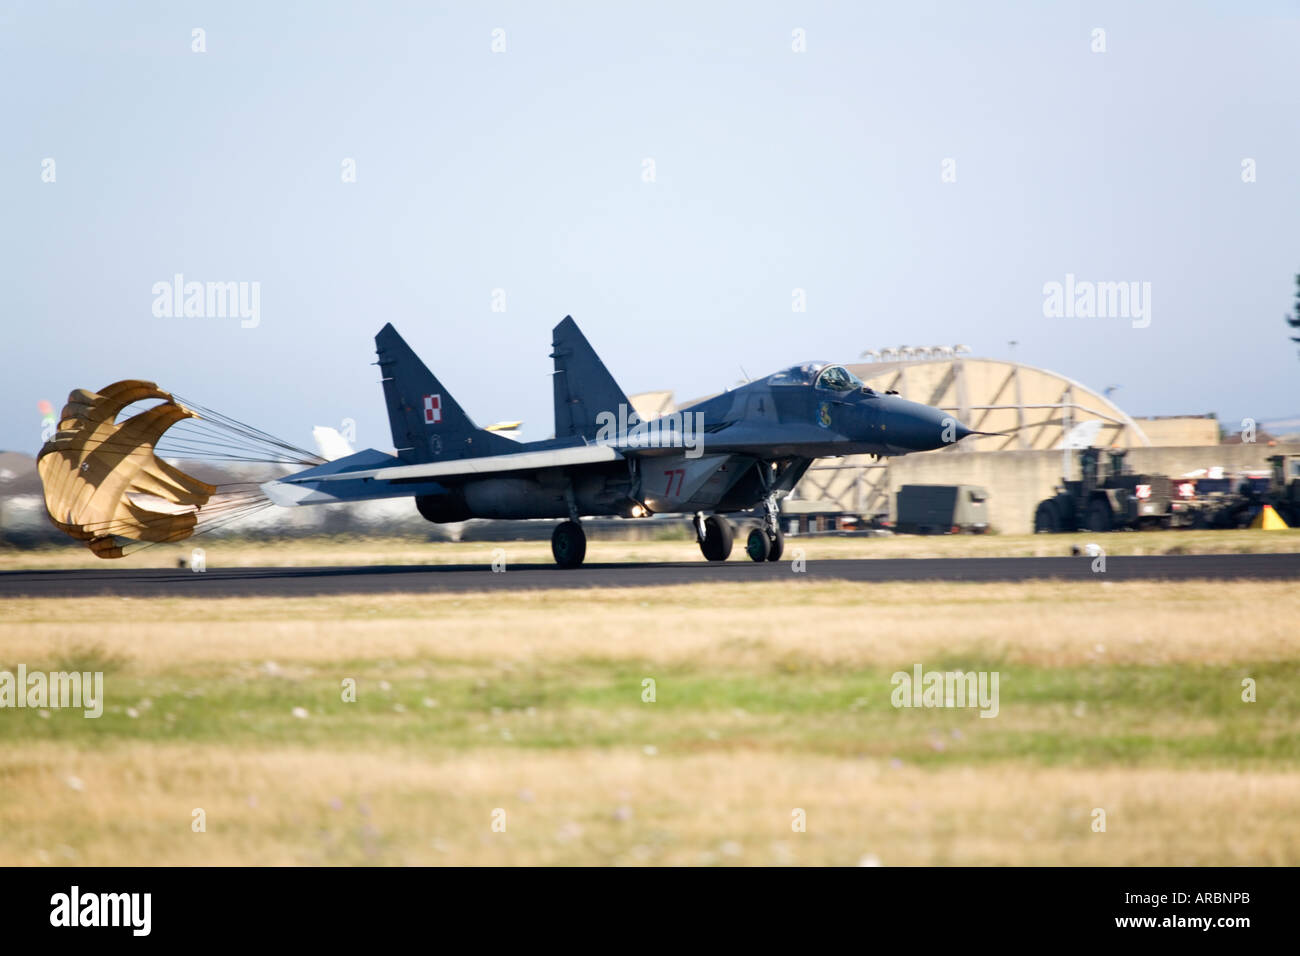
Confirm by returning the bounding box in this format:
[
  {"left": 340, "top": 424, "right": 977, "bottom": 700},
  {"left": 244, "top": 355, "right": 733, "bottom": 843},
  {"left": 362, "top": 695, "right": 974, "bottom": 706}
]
[{"left": 2, "top": 553, "right": 1298, "bottom": 598}]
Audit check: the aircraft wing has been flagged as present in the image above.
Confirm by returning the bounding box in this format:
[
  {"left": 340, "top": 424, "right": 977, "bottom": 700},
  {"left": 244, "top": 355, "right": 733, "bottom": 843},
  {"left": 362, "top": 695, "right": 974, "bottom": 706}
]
[{"left": 263, "top": 444, "right": 624, "bottom": 506}]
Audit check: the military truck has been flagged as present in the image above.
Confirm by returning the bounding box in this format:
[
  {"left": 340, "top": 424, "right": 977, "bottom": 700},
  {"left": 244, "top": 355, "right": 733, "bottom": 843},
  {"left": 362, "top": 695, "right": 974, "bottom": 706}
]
[
  {"left": 896, "top": 484, "right": 990, "bottom": 534},
  {"left": 1033, "top": 447, "right": 1194, "bottom": 532}
]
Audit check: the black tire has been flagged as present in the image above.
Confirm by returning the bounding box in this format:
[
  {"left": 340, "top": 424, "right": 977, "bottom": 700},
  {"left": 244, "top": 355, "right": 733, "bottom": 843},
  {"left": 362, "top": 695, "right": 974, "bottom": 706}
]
[
  {"left": 745, "top": 527, "right": 770, "bottom": 562},
  {"left": 551, "top": 520, "right": 586, "bottom": 568},
  {"left": 1086, "top": 498, "right": 1113, "bottom": 533},
  {"left": 1033, "top": 500, "right": 1060, "bottom": 534},
  {"left": 765, "top": 525, "right": 785, "bottom": 562},
  {"left": 700, "top": 515, "right": 733, "bottom": 561}
]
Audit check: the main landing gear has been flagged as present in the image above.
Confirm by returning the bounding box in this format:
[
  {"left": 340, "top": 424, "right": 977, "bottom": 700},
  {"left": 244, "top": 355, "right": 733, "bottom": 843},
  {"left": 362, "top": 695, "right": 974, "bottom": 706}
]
[
  {"left": 745, "top": 493, "right": 784, "bottom": 562},
  {"left": 551, "top": 520, "right": 587, "bottom": 568},
  {"left": 695, "top": 499, "right": 785, "bottom": 564},
  {"left": 695, "top": 512, "right": 733, "bottom": 561},
  {"left": 555, "top": 501, "right": 784, "bottom": 568}
]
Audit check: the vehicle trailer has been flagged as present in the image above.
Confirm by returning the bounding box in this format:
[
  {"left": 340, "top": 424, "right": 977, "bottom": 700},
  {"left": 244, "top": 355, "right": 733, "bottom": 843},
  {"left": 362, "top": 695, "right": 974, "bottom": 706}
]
[
  {"left": 895, "top": 484, "right": 990, "bottom": 534},
  {"left": 1182, "top": 455, "right": 1300, "bottom": 529},
  {"left": 1033, "top": 448, "right": 1194, "bottom": 533}
]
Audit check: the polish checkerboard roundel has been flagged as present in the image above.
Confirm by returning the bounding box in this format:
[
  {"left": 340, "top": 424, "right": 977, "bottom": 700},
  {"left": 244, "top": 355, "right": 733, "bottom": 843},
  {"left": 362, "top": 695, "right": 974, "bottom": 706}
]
[{"left": 423, "top": 394, "right": 441, "bottom": 424}]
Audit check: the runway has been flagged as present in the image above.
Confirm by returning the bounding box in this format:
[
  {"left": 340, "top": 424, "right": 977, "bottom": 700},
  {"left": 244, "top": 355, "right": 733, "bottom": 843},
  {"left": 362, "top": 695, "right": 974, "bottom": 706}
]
[{"left": 2, "top": 552, "right": 1298, "bottom": 598}]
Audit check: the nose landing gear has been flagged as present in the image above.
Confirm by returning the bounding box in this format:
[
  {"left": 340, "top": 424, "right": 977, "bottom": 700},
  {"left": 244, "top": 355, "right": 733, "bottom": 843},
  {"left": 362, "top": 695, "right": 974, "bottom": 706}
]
[{"left": 746, "top": 493, "right": 785, "bottom": 562}]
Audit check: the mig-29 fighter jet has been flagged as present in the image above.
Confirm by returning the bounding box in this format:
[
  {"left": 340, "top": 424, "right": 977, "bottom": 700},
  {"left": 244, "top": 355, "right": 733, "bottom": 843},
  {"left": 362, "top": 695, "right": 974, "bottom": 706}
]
[{"left": 262, "top": 318, "right": 986, "bottom": 567}]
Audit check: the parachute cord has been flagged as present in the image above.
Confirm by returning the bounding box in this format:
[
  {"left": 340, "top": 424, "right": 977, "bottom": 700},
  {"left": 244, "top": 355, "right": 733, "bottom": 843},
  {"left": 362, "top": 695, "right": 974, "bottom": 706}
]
[
  {"left": 66, "top": 488, "right": 271, "bottom": 538},
  {"left": 75, "top": 434, "right": 319, "bottom": 467},
  {"left": 79, "top": 399, "right": 325, "bottom": 468},
  {"left": 122, "top": 498, "right": 276, "bottom": 556},
  {"left": 170, "top": 394, "right": 324, "bottom": 465},
  {"left": 162, "top": 419, "right": 323, "bottom": 465}
]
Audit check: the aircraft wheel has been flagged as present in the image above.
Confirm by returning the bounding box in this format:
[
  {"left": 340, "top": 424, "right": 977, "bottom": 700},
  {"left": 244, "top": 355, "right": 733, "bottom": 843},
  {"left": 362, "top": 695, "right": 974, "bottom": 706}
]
[
  {"left": 551, "top": 520, "right": 587, "bottom": 568},
  {"left": 765, "top": 525, "right": 784, "bottom": 562},
  {"left": 1086, "top": 498, "right": 1113, "bottom": 533},
  {"left": 1033, "top": 500, "right": 1060, "bottom": 534},
  {"left": 700, "top": 515, "right": 733, "bottom": 561},
  {"left": 745, "top": 527, "right": 771, "bottom": 562}
]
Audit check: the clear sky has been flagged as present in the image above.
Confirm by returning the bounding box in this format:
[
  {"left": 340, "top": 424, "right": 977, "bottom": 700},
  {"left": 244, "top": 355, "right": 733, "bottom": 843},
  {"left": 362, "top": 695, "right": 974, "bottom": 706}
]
[{"left": 3, "top": 0, "right": 1298, "bottom": 454}]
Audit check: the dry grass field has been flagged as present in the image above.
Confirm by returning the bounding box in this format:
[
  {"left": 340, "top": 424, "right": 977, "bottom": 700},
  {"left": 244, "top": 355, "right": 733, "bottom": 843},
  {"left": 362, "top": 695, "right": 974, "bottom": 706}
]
[{"left": 2, "top": 572, "right": 1299, "bottom": 865}]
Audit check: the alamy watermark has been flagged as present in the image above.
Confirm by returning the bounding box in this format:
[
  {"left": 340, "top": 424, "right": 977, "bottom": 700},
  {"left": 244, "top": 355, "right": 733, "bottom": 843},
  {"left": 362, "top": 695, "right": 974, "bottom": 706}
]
[
  {"left": 891, "top": 664, "right": 999, "bottom": 718},
  {"left": 151, "top": 274, "right": 260, "bottom": 328},
  {"left": 1042, "top": 274, "right": 1150, "bottom": 329},
  {"left": 594, "top": 404, "right": 706, "bottom": 459},
  {"left": 50, "top": 886, "right": 150, "bottom": 935},
  {"left": 1, "top": 666, "right": 103, "bottom": 718}
]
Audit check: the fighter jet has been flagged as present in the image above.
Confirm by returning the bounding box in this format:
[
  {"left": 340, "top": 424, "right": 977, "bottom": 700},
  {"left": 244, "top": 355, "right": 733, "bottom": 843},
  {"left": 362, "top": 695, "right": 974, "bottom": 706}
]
[{"left": 262, "top": 318, "right": 984, "bottom": 566}]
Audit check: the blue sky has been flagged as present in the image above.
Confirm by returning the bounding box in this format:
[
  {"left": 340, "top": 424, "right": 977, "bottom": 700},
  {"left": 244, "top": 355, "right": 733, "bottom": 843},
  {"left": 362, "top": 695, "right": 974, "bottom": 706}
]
[{"left": 3, "top": 0, "right": 1298, "bottom": 453}]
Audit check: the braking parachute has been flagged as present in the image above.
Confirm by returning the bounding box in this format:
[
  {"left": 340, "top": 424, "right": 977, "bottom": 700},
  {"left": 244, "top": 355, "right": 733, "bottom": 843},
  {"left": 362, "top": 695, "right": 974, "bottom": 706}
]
[{"left": 37, "top": 380, "right": 322, "bottom": 558}]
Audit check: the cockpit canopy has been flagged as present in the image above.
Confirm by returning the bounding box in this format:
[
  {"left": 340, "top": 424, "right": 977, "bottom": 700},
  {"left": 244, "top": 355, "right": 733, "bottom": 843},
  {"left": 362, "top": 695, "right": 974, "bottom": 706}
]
[
  {"left": 814, "top": 364, "right": 864, "bottom": 392},
  {"left": 763, "top": 362, "right": 826, "bottom": 386},
  {"left": 763, "top": 362, "right": 870, "bottom": 393}
]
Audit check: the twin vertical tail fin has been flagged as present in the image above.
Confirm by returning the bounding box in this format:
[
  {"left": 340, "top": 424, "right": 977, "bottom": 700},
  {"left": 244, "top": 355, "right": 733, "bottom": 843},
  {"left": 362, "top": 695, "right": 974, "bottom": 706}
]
[
  {"left": 551, "top": 316, "right": 632, "bottom": 441},
  {"left": 375, "top": 317, "right": 629, "bottom": 461},
  {"left": 375, "top": 323, "right": 515, "bottom": 463}
]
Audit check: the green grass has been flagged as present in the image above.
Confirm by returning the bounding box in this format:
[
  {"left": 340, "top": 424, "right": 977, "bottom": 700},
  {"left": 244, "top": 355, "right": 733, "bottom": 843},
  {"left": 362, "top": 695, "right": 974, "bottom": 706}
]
[{"left": 5, "top": 662, "right": 1294, "bottom": 768}]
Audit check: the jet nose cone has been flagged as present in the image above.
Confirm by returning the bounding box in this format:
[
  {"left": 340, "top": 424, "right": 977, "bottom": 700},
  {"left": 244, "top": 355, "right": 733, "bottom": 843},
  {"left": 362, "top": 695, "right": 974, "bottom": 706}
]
[
  {"left": 930, "top": 411, "right": 974, "bottom": 448},
  {"left": 892, "top": 402, "right": 975, "bottom": 451},
  {"left": 937, "top": 415, "right": 982, "bottom": 447}
]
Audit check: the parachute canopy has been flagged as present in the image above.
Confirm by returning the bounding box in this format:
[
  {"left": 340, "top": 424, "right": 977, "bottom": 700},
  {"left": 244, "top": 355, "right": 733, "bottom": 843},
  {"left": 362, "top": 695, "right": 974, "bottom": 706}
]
[{"left": 37, "top": 380, "right": 321, "bottom": 558}]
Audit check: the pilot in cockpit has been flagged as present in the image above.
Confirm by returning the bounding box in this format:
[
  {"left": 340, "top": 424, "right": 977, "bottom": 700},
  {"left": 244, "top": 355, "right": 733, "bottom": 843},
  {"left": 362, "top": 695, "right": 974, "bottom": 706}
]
[{"left": 815, "top": 365, "right": 864, "bottom": 392}]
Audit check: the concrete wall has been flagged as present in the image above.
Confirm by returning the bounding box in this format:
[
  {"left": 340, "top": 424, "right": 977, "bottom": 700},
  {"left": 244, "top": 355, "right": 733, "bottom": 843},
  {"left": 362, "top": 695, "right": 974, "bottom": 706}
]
[
  {"left": 882, "top": 442, "right": 1300, "bottom": 534},
  {"left": 885, "top": 450, "right": 1061, "bottom": 534},
  {"left": 1130, "top": 417, "right": 1220, "bottom": 447}
]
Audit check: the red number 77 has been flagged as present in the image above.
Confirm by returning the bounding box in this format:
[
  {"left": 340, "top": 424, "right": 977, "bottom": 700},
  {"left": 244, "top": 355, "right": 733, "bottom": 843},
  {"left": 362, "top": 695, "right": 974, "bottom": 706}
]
[{"left": 663, "top": 468, "right": 686, "bottom": 496}]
